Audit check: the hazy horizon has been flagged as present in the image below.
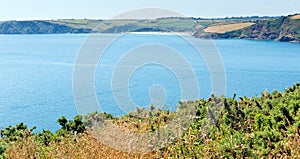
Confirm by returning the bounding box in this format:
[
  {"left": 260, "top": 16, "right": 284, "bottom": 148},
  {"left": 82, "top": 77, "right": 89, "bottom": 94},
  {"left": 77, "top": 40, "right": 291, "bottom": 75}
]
[
  {"left": 1, "top": 0, "right": 299, "bottom": 21},
  {"left": 0, "top": 13, "right": 298, "bottom": 22}
]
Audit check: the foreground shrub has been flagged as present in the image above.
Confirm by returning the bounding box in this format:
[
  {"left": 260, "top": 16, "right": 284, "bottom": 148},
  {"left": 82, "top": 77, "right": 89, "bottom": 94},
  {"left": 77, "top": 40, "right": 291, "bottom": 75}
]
[{"left": 0, "top": 83, "right": 300, "bottom": 158}]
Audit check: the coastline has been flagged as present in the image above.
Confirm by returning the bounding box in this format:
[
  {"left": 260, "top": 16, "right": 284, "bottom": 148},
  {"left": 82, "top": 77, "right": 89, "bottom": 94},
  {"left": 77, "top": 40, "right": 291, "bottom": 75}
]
[
  {"left": 1, "top": 14, "right": 299, "bottom": 43},
  {"left": 1, "top": 31, "right": 298, "bottom": 44}
]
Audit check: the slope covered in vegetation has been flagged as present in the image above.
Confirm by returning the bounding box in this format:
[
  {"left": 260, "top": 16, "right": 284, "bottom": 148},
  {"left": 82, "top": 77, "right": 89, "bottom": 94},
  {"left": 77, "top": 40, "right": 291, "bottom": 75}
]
[
  {"left": 0, "top": 83, "right": 300, "bottom": 158},
  {"left": 194, "top": 14, "right": 300, "bottom": 42},
  {"left": 1, "top": 14, "right": 300, "bottom": 43}
]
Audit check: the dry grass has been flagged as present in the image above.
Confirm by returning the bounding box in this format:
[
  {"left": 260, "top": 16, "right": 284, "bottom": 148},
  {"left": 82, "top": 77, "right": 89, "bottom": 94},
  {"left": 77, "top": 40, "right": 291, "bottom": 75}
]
[
  {"left": 291, "top": 14, "right": 300, "bottom": 20},
  {"left": 112, "top": 110, "right": 174, "bottom": 133},
  {"left": 6, "top": 129, "right": 300, "bottom": 159},
  {"left": 204, "top": 22, "right": 255, "bottom": 33},
  {"left": 3, "top": 85, "right": 300, "bottom": 158},
  {"left": 5, "top": 133, "right": 156, "bottom": 159},
  {"left": 278, "top": 131, "right": 300, "bottom": 158},
  {"left": 3, "top": 108, "right": 180, "bottom": 158}
]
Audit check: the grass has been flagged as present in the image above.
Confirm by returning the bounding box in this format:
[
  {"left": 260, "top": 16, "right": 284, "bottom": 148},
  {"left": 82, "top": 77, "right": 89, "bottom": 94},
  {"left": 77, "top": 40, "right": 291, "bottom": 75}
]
[
  {"left": 291, "top": 14, "right": 300, "bottom": 20},
  {"left": 5, "top": 133, "right": 155, "bottom": 159},
  {"left": 1, "top": 83, "right": 300, "bottom": 158},
  {"left": 52, "top": 18, "right": 196, "bottom": 33},
  {"left": 204, "top": 22, "right": 255, "bottom": 33}
]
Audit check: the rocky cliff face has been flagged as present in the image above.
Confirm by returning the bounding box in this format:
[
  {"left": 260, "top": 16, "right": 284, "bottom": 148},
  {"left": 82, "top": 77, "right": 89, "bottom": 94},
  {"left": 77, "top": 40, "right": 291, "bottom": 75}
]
[
  {"left": 0, "top": 21, "right": 92, "bottom": 34},
  {"left": 193, "top": 16, "right": 300, "bottom": 43},
  {"left": 0, "top": 15, "right": 299, "bottom": 43},
  {"left": 277, "top": 17, "right": 300, "bottom": 42}
]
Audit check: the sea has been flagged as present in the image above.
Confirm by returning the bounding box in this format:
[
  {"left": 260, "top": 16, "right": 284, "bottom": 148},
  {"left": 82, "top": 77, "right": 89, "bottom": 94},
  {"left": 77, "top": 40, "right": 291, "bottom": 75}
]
[{"left": 0, "top": 33, "right": 299, "bottom": 131}]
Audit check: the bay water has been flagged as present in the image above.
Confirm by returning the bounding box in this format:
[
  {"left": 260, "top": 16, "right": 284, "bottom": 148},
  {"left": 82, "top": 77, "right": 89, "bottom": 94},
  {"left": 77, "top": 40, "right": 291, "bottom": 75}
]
[{"left": 0, "top": 33, "right": 299, "bottom": 131}]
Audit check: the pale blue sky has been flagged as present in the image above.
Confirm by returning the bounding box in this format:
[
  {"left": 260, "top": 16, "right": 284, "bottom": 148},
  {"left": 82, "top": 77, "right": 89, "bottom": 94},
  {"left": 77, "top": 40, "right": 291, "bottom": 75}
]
[{"left": 1, "top": 0, "right": 299, "bottom": 20}]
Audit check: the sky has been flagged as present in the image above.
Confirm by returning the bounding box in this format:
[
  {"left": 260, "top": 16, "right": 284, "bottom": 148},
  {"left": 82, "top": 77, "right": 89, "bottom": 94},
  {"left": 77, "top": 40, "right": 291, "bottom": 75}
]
[{"left": 0, "top": 0, "right": 299, "bottom": 21}]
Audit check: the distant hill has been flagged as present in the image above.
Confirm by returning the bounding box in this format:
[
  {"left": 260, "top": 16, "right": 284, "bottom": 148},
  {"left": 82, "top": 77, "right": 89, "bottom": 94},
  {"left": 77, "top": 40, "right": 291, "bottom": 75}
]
[
  {"left": 194, "top": 14, "right": 300, "bottom": 43},
  {"left": 0, "top": 20, "right": 91, "bottom": 34},
  {"left": 0, "top": 14, "right": 299, "bottom": 43}
]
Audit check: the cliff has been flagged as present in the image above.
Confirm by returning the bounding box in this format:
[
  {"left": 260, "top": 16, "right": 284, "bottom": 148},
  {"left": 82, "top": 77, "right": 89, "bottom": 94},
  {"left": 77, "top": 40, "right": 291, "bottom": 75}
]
[
  {"left": 0, "top": 14, "right": 299, "bottom": 43},
  {"left": 0, "top": 21, "right": 91, "bottom": 34},
  {"left": 193, "top": 15, "right": 300, "bottom": 43}
]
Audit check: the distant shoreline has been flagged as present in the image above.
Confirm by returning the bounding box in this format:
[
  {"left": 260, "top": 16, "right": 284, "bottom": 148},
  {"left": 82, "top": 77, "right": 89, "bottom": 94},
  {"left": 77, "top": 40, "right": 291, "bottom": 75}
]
[
  {"left": 0, "top": 14, "right": 299, "bottom": 43},
  {"left": 0, "top": 32, "right": 298, "bottom": 44}
]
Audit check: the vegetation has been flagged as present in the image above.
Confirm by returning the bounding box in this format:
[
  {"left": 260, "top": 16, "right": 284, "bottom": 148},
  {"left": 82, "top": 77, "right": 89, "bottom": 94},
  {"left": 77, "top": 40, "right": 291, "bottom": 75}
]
[
  {"left": 204, "top": 22, "right": 255, "bottom": 33},
  {"left": 1, "top": 14, "right": 300, "bottom": 42},
  {"left": 195, "top": 14, "right": 300, "bottom": 42},
  {"left": 1, "top": 83, "right": 300, "bottom": 158},
  {"left": 291, "top": 14, "right": 300, "bottom": 20},
  {"left": 0, "top": 21, "right": 91, "bottom": 34}
]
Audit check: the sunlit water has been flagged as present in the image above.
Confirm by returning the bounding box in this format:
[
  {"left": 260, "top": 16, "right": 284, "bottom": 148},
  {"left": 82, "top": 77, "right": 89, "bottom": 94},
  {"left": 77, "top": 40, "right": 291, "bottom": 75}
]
[{"left": 0, "top": 34, "right": 299, "bottom": 131}]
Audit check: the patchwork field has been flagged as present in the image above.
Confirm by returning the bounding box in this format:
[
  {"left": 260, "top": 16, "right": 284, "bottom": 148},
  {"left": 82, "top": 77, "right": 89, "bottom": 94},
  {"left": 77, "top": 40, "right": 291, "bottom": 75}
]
[
  {"left": 291, "top": 14, "right": 300, "bottom": 20},
  {"left": 204, "top": 22, "right": 255, "bottom": 33}
]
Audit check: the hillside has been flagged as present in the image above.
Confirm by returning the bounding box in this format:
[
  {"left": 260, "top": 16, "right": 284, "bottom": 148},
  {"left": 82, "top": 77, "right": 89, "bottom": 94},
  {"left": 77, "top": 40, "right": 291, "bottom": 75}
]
[
  {"left": 194, "top": 14, "right": 300, "bottom": 42},
  {"left": 0, "top": 14, "right": 300, "bottom": 43},
  {"left": 204, "top": 22, "right": 255, "bottom": 33},
  {"left": 0, "top": 20, "right": 91, "bottom": 34},
  {"left": 1, "top": 83, "right": 300, "bottom": 158}
]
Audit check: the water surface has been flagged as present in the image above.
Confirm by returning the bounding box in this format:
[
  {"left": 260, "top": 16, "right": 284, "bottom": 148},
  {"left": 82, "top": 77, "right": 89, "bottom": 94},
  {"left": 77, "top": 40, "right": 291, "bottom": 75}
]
[{"left": 0, "top": 34, "right": 299, "bottom": 131}]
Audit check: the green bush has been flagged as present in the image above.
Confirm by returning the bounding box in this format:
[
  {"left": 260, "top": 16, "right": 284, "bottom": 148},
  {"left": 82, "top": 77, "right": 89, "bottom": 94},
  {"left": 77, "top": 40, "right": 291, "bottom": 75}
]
[
  {"left": 0, "top": 142, "right": 7, "bottom": 159},
  {"left": 57, "top": 115, "right": 85, "bottom": 135},
  {"left": 1, "top": 83, "right": 300, "bottom": 158}
]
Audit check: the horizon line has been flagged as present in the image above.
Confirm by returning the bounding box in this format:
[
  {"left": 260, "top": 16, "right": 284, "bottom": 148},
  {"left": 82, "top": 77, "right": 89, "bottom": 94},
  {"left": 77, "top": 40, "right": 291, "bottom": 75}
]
[{"left": 0, "top": 13, "right": 298, "bottom": 22}]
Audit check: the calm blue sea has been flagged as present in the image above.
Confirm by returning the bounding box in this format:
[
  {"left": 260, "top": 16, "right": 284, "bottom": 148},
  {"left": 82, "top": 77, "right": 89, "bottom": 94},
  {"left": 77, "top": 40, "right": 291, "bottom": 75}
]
[{"left": 0, "top": 33, "right": 299, "bottom": 131}]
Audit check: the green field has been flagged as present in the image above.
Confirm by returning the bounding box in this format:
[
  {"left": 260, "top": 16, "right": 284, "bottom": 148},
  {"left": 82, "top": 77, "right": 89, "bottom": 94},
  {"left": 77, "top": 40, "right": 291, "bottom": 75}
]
[{"left": 0, "top": 14, "right": 299, "bottom": 42}]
